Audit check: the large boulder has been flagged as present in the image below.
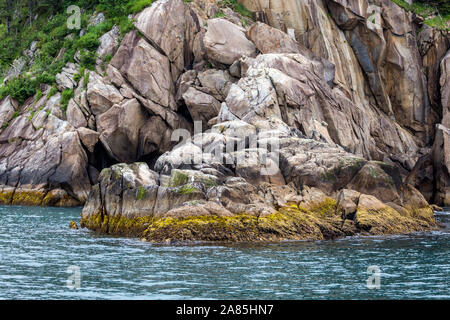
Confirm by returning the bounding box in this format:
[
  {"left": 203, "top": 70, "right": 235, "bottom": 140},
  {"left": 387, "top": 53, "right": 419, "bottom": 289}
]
[
  {"left": 197, "top": 69, "right": 235, "bottom": 101},
  {"left": 204, "top": 18, "right": 257, "bottom": 65},
  {"left": 247, "top": 21, "right": 302, "bottom": 54},
  {"left": 182, "top": 87, "right": 221, "bottom": 127},
  {"left": 134, "top": 0, "right": 189, "bottom": 81},
  {"left": 110, "top": 31, "right": 177, "bottom": 111},
  {"left": 96, "top": 25, "right": 120, "bottom": 60},
  {"left": 56, "top": 63, "right": 79, "bottom": 91},
  {"left": 0, "top": 97, "right": 17, "bottom": 129},
  {"left": 97, "top": 99, "right": 147, "bottom": 163},
  {"left": 86, "top": 72, "right": 123, "bottom": 116}
]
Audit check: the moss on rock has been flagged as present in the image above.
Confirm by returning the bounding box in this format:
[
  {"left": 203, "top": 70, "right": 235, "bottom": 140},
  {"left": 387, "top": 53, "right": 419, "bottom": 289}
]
[
  {"left": 80, "top": 199, "right": 375, "bottom": 243},
  {"left": 80, "top": 212, "right": 154, "bottom": 237},
  {"left": 11, "top": 190, "right": 45, "bottom": 206},
  {"left": 355, "top": 205, "right": 436, "bottom": 235},
  {"left": 0, "top": 189, "right": 14, "bottom": 205},
  {"left": 136, "top": 186, "right": 147, "bottom": 200},
  {"left": 79, "top": 194, "right": 438, "bottom": 243},
  {"left": 42, "top": 189, "right": 81, "bottom": 207}
]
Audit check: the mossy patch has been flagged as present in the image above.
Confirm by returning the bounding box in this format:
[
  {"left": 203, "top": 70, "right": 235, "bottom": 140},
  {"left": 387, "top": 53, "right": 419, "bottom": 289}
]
[
  {"left": 355, "top": 205, "right": 436, "bottom": 235},
  {"left": 321, "top": 158, "right": 366, "bottom": 185},
  {"left": 136, "top": 186, "right": 147, "bottom": 200},
  {"left": 169, "top": 171, "right": 189, "bottom": 187},
  {"left": 11, "top": 190, "right": 45, "bottom": 206},
  {"left": 81, "top": 199, "right": 353, "bottom": 243},
  {"left": 69, "top": 221, "right": 79, "bottom": 229},
  {"left": 0, "top": 190, "right": 14, "bottom": 205},
  {"left": 307, "top": 198, "right": 338, "bottom": 216},
  {"left": 83, "top": 197, "right": 437, "bottom": 242},
  {"left": 176, "top": 184, "right": 202, "bottom": 195},
  {"left": 42, "top": 191, "right": 80, "bottom": 207},
  {"left": 81, "top": 212, "right": 155, "bottom": 237}
]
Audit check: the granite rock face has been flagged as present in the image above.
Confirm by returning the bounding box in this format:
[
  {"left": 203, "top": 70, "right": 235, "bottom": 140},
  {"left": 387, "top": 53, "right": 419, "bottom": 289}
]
[
  {"left": 204, "top": 18, "right": 257, "bottom": 65},
  {"left": 1, "top": 0, "right": 448, "bottom": 241},
  {"left": 238, "top": 0, "right": 449, "bottom": 204},
  {"left": 432, "top": 50, "right": 450, "bottom": 205},
  {"left": 0, "top": 87, "right": 91, "bottom": 206}
]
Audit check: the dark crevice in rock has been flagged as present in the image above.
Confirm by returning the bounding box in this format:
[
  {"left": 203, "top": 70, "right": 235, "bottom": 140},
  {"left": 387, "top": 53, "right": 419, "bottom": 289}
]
[
  {"left": 91, "top": 142, "right": 118, "bottom": 173},
  {"left": 177, "top": 101, "right": 194, "bottom": 124},
  {"left": 137, "top": 151, "right": 163, "bottom": 171}
]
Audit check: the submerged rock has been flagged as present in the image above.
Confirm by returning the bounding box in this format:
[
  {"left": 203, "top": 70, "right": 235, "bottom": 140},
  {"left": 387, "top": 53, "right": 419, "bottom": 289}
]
[{"left": 69, "top": 221, "right": 79, "bottom": 229}]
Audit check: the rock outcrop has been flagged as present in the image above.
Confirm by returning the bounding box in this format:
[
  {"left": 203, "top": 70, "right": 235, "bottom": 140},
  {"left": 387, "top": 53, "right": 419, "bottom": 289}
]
[
  {"left": 432, "top": 50, "right": 450, "bottom": 205},
  {"left": 1, "top": 0, "right": 448, "bottom": 242},
  {"left": 204, "top": 18, "right": 257, "bottom": 65},
  {"left": 0, "top": 87, "right": 91, "bottom": 206},
  {"left": 238, "top": 0, "right": 449, "bottom": 203}
]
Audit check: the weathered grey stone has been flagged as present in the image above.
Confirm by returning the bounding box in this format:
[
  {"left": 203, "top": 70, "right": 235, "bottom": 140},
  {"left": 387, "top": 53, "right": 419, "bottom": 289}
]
[
  {"left": 86, "top": 72, "right": 123, "bottom": 115},
  {"left": 96, "top": 25, "right": 120, "bottom": 60},
  {"left": 182, "top": 87, "right": 221, "bottom": 127},
  {"left": 0, "top": 97, "right": 17, "bottom": 129},
  {"left": 56, "top": 63, "right": 79, "bottom": 91},
  {"left": 134, "top": 0, "right": 188, "bottom": 80},
  {"left": 110, "top": 31, "right": 176, "bottom": 111},
  {"left": 204, "top": 18, "right": 257, "bottom": 65},
  {"left": 77, "top": 127, "right": 100, "bottom": 153}
]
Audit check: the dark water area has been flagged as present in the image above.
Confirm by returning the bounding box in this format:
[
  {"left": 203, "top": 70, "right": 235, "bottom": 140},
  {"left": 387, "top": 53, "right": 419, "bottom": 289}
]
[{"left": 0, "top": 205, "right": 448, "bottom": 299}]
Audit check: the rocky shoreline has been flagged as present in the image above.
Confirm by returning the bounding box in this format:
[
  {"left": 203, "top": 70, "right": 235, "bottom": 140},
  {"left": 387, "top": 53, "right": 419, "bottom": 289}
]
[
  {"left": 0, "top": 0, "right": 449, "bottom": 242},
  {"left": 79, "top": 160, "right": 437, "bottom": 243}
]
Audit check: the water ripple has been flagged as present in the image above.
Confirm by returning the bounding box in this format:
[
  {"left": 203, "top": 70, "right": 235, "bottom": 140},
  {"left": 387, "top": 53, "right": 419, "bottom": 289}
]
[{"left": 0, "top": 205, "right": 449, "bottom": 299}]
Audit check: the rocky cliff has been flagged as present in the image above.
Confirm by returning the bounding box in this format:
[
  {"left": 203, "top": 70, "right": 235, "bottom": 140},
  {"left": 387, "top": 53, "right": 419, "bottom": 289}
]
[{"left": 0, "top": 0, "right": 448, "bottom": 242}]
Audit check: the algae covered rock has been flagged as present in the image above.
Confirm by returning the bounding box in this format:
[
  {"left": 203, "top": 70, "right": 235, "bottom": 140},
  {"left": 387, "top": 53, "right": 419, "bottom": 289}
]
[
  {"left": 80, "top": 149, "right": 437, "bottom": 242},
  {"left": 69, "top": 221, "right": 79, "bottom": 230}
]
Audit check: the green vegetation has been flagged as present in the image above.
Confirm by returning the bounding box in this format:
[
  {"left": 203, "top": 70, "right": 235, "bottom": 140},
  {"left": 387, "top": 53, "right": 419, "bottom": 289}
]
[
  {"left": 424, "top": 14, "right": 450, "bottom": 29},
  {"left": 218, "top": 0, "right": 253, "bottom": 19},
  {"left": 136, "top": 186, "right": 147, "bottom": 200},
  {"left": 215, "top": 11, "right": 226, "bottom": 18},
  {"left": 47, "top": 86, "right": 58, "bottom": 98},
  {"left": 177, "top": 184, "right": 201, "bottom": 195},
  {"left": 60, "top": 88, "right": 74, "bottom": 112},
  {"left": 126, "top": 0, "right": 154, "bottom": 14},
  {"left": 73, "top": 66, "right": 85, "bottom": 83},
  {"left": 34, "top": 89, "right": 43, "bottom": 102},
  {"left": 0, "top": 76, "right": 37, "bottom": 104},
  {"left": 169, "top": 171, "right": 189, "bottom": 188},
  {"left": 391, "top": 0, "right": 449, "bottom": 30},
  {"left": 83, "top": 71, "right": 90, "bottom": 88},
  {"left": 0, "top": 0, "right": 155, "bottom": 105}
]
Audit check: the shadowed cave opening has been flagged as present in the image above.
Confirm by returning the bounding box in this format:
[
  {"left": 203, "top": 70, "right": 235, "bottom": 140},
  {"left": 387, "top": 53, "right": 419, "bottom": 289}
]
[
  {"left": 91, "top": 143, "right": 118, "bottom": 173},
  {"left": 137, "top": 151, "right": 163, "bottom": 171}
]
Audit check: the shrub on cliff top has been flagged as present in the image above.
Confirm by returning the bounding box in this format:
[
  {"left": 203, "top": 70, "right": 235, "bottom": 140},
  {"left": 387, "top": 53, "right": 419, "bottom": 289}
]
[{"left": 392, "top": 0, "right": 450, "bottom": 30}]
